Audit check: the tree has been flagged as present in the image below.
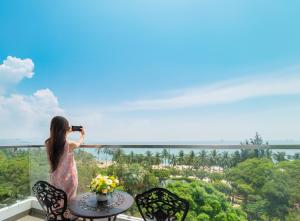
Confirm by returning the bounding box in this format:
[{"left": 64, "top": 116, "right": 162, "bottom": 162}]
[
  {"left": 161, "top": 148, "right": 169, "bottom": 166},
  {"left": 240, "top": 132, "right": 269, "bottom": 161},
  {"left": 96, "top": 147, "right": 102, "bottom": 161},
  {"left": 0, "top": 150, "right": 30, "bottom": 204},
  {"left": 154, "top": 152, "right": 161, "bottom": 165},
  {"left": 112, "top": 148, "right": 124, "bottom": 163},
  {"left": 287, "top": 210, "right": 300, "bottom": 221},
  {"left": 226, "top": 158, "right": 274, "bottom": 194},
  {"left": 129, "top": 151, "right": 134, "bottom": 164},
  {"left": 122, "top": 164, "right": 148, "bottom": 195},
  {"left": 178, "top": 150, "right": 185, "bottom": 165},
  {"left": 249, "top": 132, "right": 264, "bottom": 145},
  {"left": 209, "top": 150, "right": 220, "bottom": 170},
  {"left": 169, "top": 154, "right": 177, "bottom": 167},
  {"left": 293, "top": 153, "right": 300, "bottom": 160},
  {"left": 277, "top": 160, "right": 300, "bottom": 207},
  {"left": 167, "top": 181, "right": 247, "bottom": 221},
  {"left": 242, "top": 195, "right": 266, "bottom": 221},
  {"left": 261, "top": 173, "right": 290, "bottom": 221},
  {"left": 265, "top": 149, "right": 273, "bottom": 159},
  {"left": 198, "top": 150, "right": 208, "bottom": 169},
  {"left": 213, "top": 181, "right": 232, "bottom": 196},
  {"left": 220, "top": 151, "right": 231, "bottom": 169},
  {"left": 103, "top": 146, "right": 113, "bottom": 165},
  {"left": 145, "top": 150, "right": 152, "bottom": 159},
  {"left": 230, "top": 151, "right": 241, "bottom": 167},
  {"left": 188, "top": 150, "right": 196, "bottom": 167},
  {"left": 273, "top": 152, "right": 287, "bottom": 162},
  {"left": 226, "top": 157, "right": 295, "bottom": 221},
  {"left": 153, "top": 169, "right": 171, "bottom": 183}
]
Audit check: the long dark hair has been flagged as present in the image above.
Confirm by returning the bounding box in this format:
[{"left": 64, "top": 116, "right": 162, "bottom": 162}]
[{"left": 45, "top": 116, "right": 70, "bottom": 172}]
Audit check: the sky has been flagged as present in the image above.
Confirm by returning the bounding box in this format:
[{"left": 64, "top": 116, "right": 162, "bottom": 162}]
[{"left": 1, "top": 0, "right": 300, "bottom": 144}]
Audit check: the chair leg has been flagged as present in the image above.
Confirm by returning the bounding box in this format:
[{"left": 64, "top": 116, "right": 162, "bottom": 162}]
[{"left": 108, "top": 216, "right": 117, "bottom": 221}]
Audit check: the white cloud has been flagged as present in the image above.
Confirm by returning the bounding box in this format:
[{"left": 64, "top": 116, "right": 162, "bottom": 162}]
[
  {"left": 0, "top": 56, "right": 63, "bottom": 141},
  {"left": 0, "top": 56, "right": 34, "bottom": 92},
  {"left": 1, "top": 56, "right": 300, "bottom": 143},
  {"left": 73, "top": 71, "right": 300, "bottom": 143},
  {"left": 0, "top": 89, "right": 64, "bottom": 140},
  {"left": 119, "top": 73, "right": 300, "bottom": 111}
]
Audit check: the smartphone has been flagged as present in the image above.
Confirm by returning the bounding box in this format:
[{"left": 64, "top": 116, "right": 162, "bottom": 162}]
[{"left": 71, "top": 126, "right": 83, "bottom": 132}]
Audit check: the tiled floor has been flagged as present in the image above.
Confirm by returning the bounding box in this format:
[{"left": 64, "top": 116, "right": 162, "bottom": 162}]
[
  {"left": 16, "top": 216, "right": 42, "bottom": 221},
  {"left": 16, "top": 215, "right": 109, "bottom": 221}
]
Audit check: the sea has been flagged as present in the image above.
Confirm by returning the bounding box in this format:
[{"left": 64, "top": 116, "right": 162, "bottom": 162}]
[
  {"left": 81, "top": 145, "right": 300, "bottom": 161},
  {"left": 1, "top": 139, "right": 300, "bottom": 161}
]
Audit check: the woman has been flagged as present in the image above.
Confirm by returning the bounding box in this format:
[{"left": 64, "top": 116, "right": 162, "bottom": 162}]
[{"left": 45, "top": 116, "right": 84, "bottom": 201}]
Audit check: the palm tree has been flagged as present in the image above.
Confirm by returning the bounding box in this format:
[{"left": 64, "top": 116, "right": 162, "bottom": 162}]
[
  {"left": 188, "top": 150, "right": 196, "bottom": 167},
  {"left": 112, "top": 148, "right": 124, "bottom": 163},
  {"left": 198, "top": 150, "right": 208, "bottom": 169},
  {"left": 209, "top": 149, "right": 220, "bottom": 170},
  {"left": 265, "top": 149, "right": 272, "bottom": 159},
  {"left": 293, "top": 153, "right": 300, "bottom": 160},
  {"left": 273, "top": 152, "right": 286, "bottom": 162},
  {"left": 178, "top": 150, "right": 185, "bottom": 165},
  {"left": 161, "top": 148, "right": 169, "bottom": 166},
  {"left": 169, "top": 154, "right": 177, "bottom": 167},
  {"left": 240, "top": 149, "right": 254, "bottom": 161},
  {"left": 154, "top": 152, "right": 161, "bottom": 165},
  {"left": 103, "top": 146, "right": 112, "bottom": 165},
  {"left": 220, "top": 151, "right": 231, "bottom": 169},
  {"left": 129, "top": 151, "right": 134, "bottom": 163},
  {"left": 96, "top": 147, "right": 102, "bottom": 161},
  {"left": 231, "top": 150, "right": 241, "bottom": 167},
  {"left": 146, "top": 150, "right": 152, "bottom": 158},
  {"left": 145, "top": 150, "right": 153, "bottom": 165}
]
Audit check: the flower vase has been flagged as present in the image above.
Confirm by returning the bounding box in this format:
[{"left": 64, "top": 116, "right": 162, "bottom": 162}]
[{"left": 96, "top": 193, "right": 108, "bottom": 202}]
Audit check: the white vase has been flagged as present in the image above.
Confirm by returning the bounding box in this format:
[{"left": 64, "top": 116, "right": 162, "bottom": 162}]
[{"left": 96, "top": 193, "right": 108, "bottom": 202}]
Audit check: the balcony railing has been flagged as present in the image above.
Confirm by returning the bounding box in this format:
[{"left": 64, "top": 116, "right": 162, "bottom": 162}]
[{"left": 0, "top": 144, "right": 300, "bottom": 221}]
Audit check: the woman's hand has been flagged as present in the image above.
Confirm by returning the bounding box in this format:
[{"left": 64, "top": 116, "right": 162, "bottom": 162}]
[{"left": 80, "top": 127, "right": 85, "bottom": 136}]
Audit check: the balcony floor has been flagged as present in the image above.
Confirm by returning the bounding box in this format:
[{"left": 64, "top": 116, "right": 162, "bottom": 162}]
[
  {"left": 17, "top": 216, "right": 42, "bottom": 221},
  {"left": 16, "top": 215, "right": 120, "bottom": 221}
]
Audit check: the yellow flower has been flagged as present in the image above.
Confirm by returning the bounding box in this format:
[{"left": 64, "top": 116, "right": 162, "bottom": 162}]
[
  {"left": 91, "top": 174, "right": 119, "bottom": 193},
  {"left": 106, "top": 179, "right": 112, "bottom": 185}
]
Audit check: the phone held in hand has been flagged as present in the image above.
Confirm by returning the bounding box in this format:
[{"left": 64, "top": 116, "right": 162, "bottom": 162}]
[{"left": 71, "top": 126, "right": 83, "bottom": 132}]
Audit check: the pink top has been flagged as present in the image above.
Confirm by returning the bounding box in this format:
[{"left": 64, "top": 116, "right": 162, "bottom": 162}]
[{"left": 48, "top": 142, "right": 78, "bottom": 201}]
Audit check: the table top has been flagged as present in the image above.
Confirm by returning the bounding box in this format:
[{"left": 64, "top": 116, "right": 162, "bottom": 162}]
[{"left": 68, "top": 190, "right": 134, "bottom": 219}]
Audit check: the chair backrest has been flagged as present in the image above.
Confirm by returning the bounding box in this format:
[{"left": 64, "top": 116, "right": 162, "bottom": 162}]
[
  {"left": 32, "top": 181, "right": 68, "bottom": 221},
  {"left": 135, "top": 188, "right": 189, "bottom": 221}
]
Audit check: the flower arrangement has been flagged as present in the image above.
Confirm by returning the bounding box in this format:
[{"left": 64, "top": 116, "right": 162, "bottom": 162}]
[{"left": 90, "top": 174, "right": 119, "bottom": 195}]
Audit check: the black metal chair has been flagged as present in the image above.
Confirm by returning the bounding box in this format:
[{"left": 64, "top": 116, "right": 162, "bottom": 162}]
[
  {"left": 32, "top": 181, "right": 77, "bottom": 221},
  {"left": 135, "top": 188, "right": 189, "bottom": 221}
]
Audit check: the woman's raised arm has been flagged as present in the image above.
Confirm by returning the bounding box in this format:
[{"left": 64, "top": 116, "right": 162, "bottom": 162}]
[{"left": 68, "top": 128, "right": 85, "bottom": 150}]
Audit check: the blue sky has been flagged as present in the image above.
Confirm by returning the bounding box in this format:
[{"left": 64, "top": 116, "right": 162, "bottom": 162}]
[{"left": 1, "top": 1, "right": 300, "bottom": 143}]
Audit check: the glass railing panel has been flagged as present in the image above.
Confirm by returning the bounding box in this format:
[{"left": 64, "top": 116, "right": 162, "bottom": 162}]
[
  {"left": 28, "top": 146, "right": 49, "bottom": 195},
  {"left": 0, "top": 147, "right": 31, "bottom": 208},
  {"left": 74, "top": 145, "right": 300, "bottom": 220},
  {"left": 1, "top": 144, "right": 300, "bottom": 221}
]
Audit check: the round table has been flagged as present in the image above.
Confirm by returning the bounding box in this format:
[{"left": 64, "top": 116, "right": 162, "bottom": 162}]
[{"left": 69, "top": 191, "right": 134, "bottom": 221}]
